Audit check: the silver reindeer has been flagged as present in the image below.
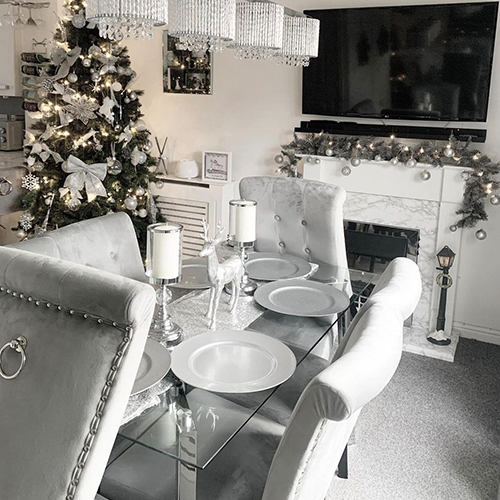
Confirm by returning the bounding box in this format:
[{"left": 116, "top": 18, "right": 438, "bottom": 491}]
[{"left": 199, "top": 220, "right": 244, "bottom": 330}]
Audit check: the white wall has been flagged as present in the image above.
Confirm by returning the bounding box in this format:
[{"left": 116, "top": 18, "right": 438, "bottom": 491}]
[{"left": 129, "top": 0, "right": 500, "bottom": 343}]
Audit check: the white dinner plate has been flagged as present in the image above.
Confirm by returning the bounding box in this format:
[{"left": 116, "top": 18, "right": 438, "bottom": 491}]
[
  {"left": 246, "top": 252, "right": 313, "bottom": 281},
  {"left": 254, "top": 279, "right": 350, "bottom": 317},
  {"left": 131, "top": 339, "right": 172, "bottom": 396},
  {"left": 171, "top": 330, "right": 296, "bottom": 393},
  {"left": 171, "top": 258, "right": 211, "bottom": 289}
]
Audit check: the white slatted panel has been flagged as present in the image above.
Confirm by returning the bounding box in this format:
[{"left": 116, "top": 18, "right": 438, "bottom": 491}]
[{"left": 157, "top": 196, "right": 208, "bottom": 259}]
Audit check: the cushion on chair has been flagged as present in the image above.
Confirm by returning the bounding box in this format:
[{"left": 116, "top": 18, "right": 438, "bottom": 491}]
[
  {"left": 9, "top": 212, "right": 145, "bottom": 282},
  {"left": 0, "top": 247, "right": 155, "bottom": 500}
]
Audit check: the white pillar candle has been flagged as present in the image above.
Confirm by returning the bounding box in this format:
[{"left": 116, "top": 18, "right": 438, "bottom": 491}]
[
  {"left": 230, "top": 200, "right": 257, "bottom": 243},
  {"left": 151, "top": 225, "right": 181, "bottom": 280}
]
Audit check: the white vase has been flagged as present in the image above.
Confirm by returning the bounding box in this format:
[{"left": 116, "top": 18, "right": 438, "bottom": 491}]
[{"left": 175, "top": 159, "right": 200, "bottom": 179}]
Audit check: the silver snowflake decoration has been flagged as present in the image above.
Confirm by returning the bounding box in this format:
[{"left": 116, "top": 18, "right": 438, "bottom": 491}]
[
  {"left": 19, "top": 212, "right": 34, "bottom": 231},
  {"left": 63, "top": 94, "right": 99, "bottom": 125},
  {"left": 21, "top": 173, "right": 40, "bottom": 191}
]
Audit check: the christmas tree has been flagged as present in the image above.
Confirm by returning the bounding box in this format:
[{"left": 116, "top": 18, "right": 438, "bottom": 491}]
[{"left": 18, "top": 0, "right": 164, "bottom": 255}]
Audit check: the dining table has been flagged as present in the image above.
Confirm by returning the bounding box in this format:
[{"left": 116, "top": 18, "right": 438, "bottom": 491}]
[{"left": 108, "top": 258, "right": 377, "bottom": 500}]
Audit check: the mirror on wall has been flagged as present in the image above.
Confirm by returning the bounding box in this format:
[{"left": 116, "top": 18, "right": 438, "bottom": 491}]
[{"left": 162, "top": 31, "right": 212, "bottom": 95}]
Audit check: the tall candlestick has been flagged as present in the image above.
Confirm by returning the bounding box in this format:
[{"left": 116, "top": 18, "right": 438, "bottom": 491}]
[
  {"left": 151, "top": 225, "right": 181, "bottom": 280},
  {"left": 229, "top": 199, "right": 257, "bottom": 245}
]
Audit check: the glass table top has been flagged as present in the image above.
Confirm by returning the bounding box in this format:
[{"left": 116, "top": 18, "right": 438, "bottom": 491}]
[{"left": 118, "top": 265, "right": 377, "bottom": 470}]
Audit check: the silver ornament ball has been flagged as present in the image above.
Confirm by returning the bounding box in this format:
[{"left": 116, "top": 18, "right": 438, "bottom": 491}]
[
  {"left": 156, "top": 180, "right": 164, "bottom": 189},
  {"left": 490, "top": 195, "right": 500, "bottom": 206},
  {"left": 475, "top": 228, "right": 487, "bottom": 240},
  {"left": 306, "top": 156, "right": 314, "bottom": 163},
  {"left": 390, "top": 157, "right": 399, "bottom": 165},
  {"left": 406, "top": 158, "right": 417, "bottom": 168},
  {"left": 123, "top": 97, "right": 131, "bottom": 104},
  {"left": 374, "top": 155, "right": 382, "bottom": 161},
  {"left": 116, "top": 66, "right": 125, "bottom": 75},
  {"left": 135, "top": 186, "right": 145, "bottom": 196},
  {"left": 68, "top": 198, "right": 81, "bottom": 211},
  {"left": 134, "top": 119, "right": 147, "bottom": 131},
  {"left": 129, "top": 92, "right": 137, "bottom": 101},
  {"left": 16, "top": 229, "right": 26, "bottom": 239},
  {"left": 341, "top": 166, "right": 352, "bottom": 176},
  {"left": 314, "top": 157, "right": 321, "bottom": 165},
  {"left": 71, "top": 13, "right": 86, "bottom": 28},
  {"left": 350, "top": 157, "right": 361, "bottom": 167},
  {"left": 107, "top": 158, "right": 123, "bottom": 175},
  {"left": 449, "top": 224, "right": 458, "bottom": 232},
  {"left": 82, "top": 58, "right": 92, "bottom": 68},
  {"left": 138, "top": 208, "right": 148, "bottom": 218},
  {"left": 89, "top": 45, "right": 101, "bottom": 57},
  {"left": 112, "top": 82, "right": 123, "bottom": 92},
  {"left": 325, "top": 148, "right": 334, "bottom": 157},
  {"left": 420, "top": 169, "right": 431, "bottom": 181},
  {"left": 91, "top": 72, "right": 100, "bottom": 82},
  {"left": 67, "top": 73, "right": 78, "bottom": 83},
  {"left": 143, "top": 140, "right": 153, "bottom": 152},
  {"left": 274, "top": 154, "right": 284, "bottom": 164},
  {"left": 124, "top": 196, "right": 138, "bottom": 210},
  {"left": 444, "top": 146, "right": 455, "bottom": 158}
]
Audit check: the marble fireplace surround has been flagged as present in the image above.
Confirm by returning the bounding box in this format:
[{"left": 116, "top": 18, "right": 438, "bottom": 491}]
[{"left": 302, "top": 157, "right": 467, "bottom": 362}]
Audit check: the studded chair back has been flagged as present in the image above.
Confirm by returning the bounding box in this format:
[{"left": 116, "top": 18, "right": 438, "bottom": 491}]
[
  {"left": 239, "top": 177, "right": 348, "bottom": 268},
  {"left": 9, "top": 213, "right": 145, "bottom": 282},
  {"left": 0, "top": 247, "right": 155, "bottom": 500},
  {"left": 262, "top": 303, "right": 404, "bottom": 500}
]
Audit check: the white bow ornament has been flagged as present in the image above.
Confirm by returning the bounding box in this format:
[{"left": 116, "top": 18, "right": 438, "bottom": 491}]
[{"left": 62, "top": 155, "right": 108, "bottom": 202}]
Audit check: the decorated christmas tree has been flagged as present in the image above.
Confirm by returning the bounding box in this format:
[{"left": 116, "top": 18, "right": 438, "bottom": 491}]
[{"left": 18, "top": 0, "right": 163, "bottom": 255}]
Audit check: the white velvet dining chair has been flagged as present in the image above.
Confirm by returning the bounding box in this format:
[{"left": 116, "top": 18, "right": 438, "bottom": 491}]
[
  {"left": 0, "top": 246, "right": 155, "bottom": 500},
  {"left": 99, "top": 300, "right": 407, "bottom": 500}
]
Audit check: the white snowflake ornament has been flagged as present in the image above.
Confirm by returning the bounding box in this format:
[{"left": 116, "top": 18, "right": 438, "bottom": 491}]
[{"left": 21, "top": 173, "right": 40, "bottom": 191}]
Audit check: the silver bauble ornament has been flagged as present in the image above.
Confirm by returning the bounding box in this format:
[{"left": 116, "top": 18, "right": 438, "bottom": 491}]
[
  {"left": 449, "top": 224, "right": 458, "bottom": 232},
  {"left": 325, "top": 148, "right": 334, "bottom": 157},
  {"left": 314, "top": 157, "right": 321, "bottom": 165},
  {"left": 137, "top": 152, "right": 147, "bottom": 164},
  {"left": 306, "top": 156, "right": 313, "bottom": 163},
  {"left": 129, "top": 92, "right": 138, "bottom": 101},
  {"left": 490, "top": 195, "right": 500, "bottom": 206},
  {"left": 71, "top": 13, "right": 86, "bottom": 28},
  {"left": 444, "top": 146, "right": 455, "bottom": 158},
  {"left": 82, "top": 58, "right": 92, "bottom": 68},
  {"left": 138, "top": 208, "right": 148, "bottom": 218},
  {"left": 116, "top": 66, "right": 125, "bottom": 75},
  {"left": 375, "top": 155, "right": 382, "bottom": 161},
  {"left": 68, "top": 198, "right": 81, "bottom": 211},
  {"left": 475, "top": 228, "right": 487, "bottom": 240},
  {"left": 16, "top": 229, "right": 26, "bottom": 239},
  {"left": 420, "top": 169, "right": 431, "bottom": 181},
  {"left": 107, "top": 158, "right": 123, "bottom": 175},
  {"left": 68, "top": 73, "right": 78, "bottom": 83},
  {"left": 406, "top": 158, "right": 417, "bottom": 168},
  {"left": 89, "top": 45, "right": 101, "bottom": 57},
  {"left": 123, "top": 97, "right": 131, "bottom": 104},
  {"left": 274, "top": 154, "right": 284, "bottom": 164},
  {"left": 143, "top": 140, "right": 153, "bottom": 152},
  {"left": 156, "top": 180, "right": 164, "bottom": 189},
  {"left": 350, "top": 157, "right": 361, "bottom": 167},
  {"left": 136, "top": 186, "right": 145, "bottom": 196},
  {"left": 341, "top": 166, "right": 352, "bottom": 176},
  {"left": 124, "top": 196, "right": 138, "bottom": 210},
  {"left": 91, "top": 72, "right": 100, "bottom": 82},
  {"left": 134, "top": 119, "right": 147, "bottom": 131},
  {"left": 390, "top": 157, "right": 399, "bottom": 165},
  {"left": 111, "top": 82, "right": 123, "bottom": 92}
]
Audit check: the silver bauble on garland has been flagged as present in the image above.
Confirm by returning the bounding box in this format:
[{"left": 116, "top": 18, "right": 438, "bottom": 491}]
[
  {"left": 306, "top": 156, "right": 313, "bottom": 163},
  {"left": 444, "top": 145, "right": 455, "bottom": 158},
  {"left": 475, "top": 228, "right": 487, "bottom": 240},
  {"left": 91, "top": 72, "right": 100, "bottom": 82},
  {"left": 136, "top": 186, "right": 145, "bottom": 196},
  {"left": 406, "top": 158, "right": 417, "bottom": 168},
  {"left": 68, "top": 73, "right": 78, "bottom": 83},
  {"left": 68, "top": 198, "right": 81, "bottom": 211},
  {"left": 124, "top": 196, "right": 138, "bottom": 210},
  {"left": 82, "top": 58, "right": 92, "bottom": 68},
  {"left": 420, "top": 169, "right": 431, "bottom": 181},
  {"left": 350, "top": 157, "right": 361, "bottom": 167},
  {"left": 390, "top": 157, "right": 399, "bottom": 165},
  {"left": 325, "top": 148, "right": 334, "bottom": 157},
  {"left": 490, "top": 195, "right": 500, "bottom": 206},
  {"left": 129, "top": 92, "right": 138, "bottom": 101},
  {"left": 449, "top": 225, "right": 458, "bottom": 232},
  {"left": 138, "top": 208, "right": 148, "bottom": 218},
  {"left": 314, "top": 157, "right": 321, "bottom": 165},
  {"left": 274, "top": 154, "right": 284, "bottom": 164},
  {"left": 156, "top": 180, "right": 164, "bottom": 189},
  {"left": 134, "top": 119, "right": 147, "bottom": 131},
  {"left": 341, "top": 166, "right": 352, "bottom": 176}
]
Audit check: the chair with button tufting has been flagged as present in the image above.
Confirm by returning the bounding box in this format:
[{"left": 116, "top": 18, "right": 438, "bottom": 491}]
[
  {"left": 9, "top": 212, "right": 146, "bottom": 282},
  {"left": 0, "top": 246, "right": 155, "bottom": 500}
]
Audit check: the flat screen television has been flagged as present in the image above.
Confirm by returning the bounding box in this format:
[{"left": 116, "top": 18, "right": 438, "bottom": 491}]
[{"left": 303, "top": 2, "right": 499, "bottom": 122}]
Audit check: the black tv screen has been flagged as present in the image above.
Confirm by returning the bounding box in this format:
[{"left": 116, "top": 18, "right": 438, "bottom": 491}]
[{"left": 303, "top": 2, "right": 499, "bottom": 122}]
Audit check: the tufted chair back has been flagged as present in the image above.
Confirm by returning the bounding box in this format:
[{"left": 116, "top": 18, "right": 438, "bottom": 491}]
[
  {"left": 262, "top": 303, "right": 404, "bottom": 500},
  {"left": 0, "top": 247, "right": 155, "bottom": 500},
  {"left": 239, "top": 176, "right": 348, "bottom": 268},
  {"left": 9, "top": 213, "right": 145, "bottom": 282}
]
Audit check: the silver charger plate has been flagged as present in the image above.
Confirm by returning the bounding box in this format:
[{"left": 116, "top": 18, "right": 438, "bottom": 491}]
[
  {"left": 254, "top": 279, "right": 350, "bottom": 317},
  {"left": 171, "top": 257, "right": 211, "bottom": 289},
  {"left": 246, "top": 252, "right": 312, "bottom": 281},
  {"left": 171, "top": 330, "right": 296, "bottom": 393},
  {"left": 131, "top": 339, "right": 172, "bottom": 396}
]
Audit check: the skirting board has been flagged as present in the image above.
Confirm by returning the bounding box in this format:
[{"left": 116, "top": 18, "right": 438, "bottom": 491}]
[{"left": 454, "top": 322, "right": 500, "bottom": 346}]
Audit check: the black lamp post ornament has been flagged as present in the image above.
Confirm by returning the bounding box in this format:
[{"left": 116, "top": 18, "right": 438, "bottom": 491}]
[{"left": 427, "top": 245, "right": 456, "bottom": 346}]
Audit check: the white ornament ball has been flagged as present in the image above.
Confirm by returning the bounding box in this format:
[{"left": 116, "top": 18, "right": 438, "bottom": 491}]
[
  {"left": 390, "top": 157, "right": 399, "bottom": 165},
  {"left": 138, "top": 152, "right": 147, "bottom": 164},
  {"left": 306, "top": 156, "right": 314, "bottom": 163},
  {"left": 420, "top": 169, "right": 431, "bottom": 181},
  {"left": 350, "top": 157, "right": 361, "bottom": 167},
  {"left": 138, "top": 208, "right": 148, "bottom": 218},
  {"left": 134, "top": 119, "right": 147, "bottom": 131},
  {"left": 490, "top": 195, "right": 500, "bottom": 206},
  {"left": 123, "top": 97, "right": 131, "bottom": 104},
  {"left": 406, "top": 158, "right": 417, "bottom": 168},
  {"left": 143, "top": 140, "right": 153, "bottom": 152},
  {"left": 444, "top": 146, "right": 455, "bottom": 158},
  {"left": 475, "top": 228, "right": 487, "bottom": 240},
  {"left": 124, "top": 196, "right": 138, "bottom": 210},
  {"left": 341, "top": 166, "right": 352, "bottom": 176},
  {"left": 374, "top": 155, "right": 382, "bottom": 161},
  {"left": 68, "top": 198, "right": 81, "bottom": 211},
  {"left": 314, "top": 157, "right": 321, "bottom": 165},
  {"left": 156, "top": 180, "right": 164, "bottom": 189},
  {"left": 129, "top": 92, "right": 137, "bottom": 101},
  {"left": 274, "top": 154, "right": 284, "bottom": 164},
  {"left": 107, "top": 158, "right": 123, "bottom": 175},
  {"left": 68, "top": 73, "right": 78, "bottom": 83},
  {"left": 325, "top": 148, "right": 334, "bottom": 157},
  {"left": 136, "top": 186, "right": 145, "bottom": 196},
  {"left": 16, "top": 229, "right": 26, "bottom": 239},
  {"left": 449, "top": 224, "right": 458, "bottom": 232},
  {"left": 91, "top": 72, "right": 100, "bottom": 82},
  {"left": 82, "top": 58, "right": 92, "bottom": 68},
  {"left": 71, "top": 13, "right": 86, "bottom": 28}
]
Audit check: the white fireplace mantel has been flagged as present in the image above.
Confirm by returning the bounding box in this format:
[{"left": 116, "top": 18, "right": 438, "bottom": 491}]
[{"left": 302, "top": 156, "right": 466, "bottom": 362}]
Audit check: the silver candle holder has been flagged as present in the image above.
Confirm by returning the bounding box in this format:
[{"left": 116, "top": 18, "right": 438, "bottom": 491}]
[
  {"left": 146, "top": 223, "right": 183, "bottom": 347},
  {"left": 227, "top": 199, "right": 258, "bottom": 296}
]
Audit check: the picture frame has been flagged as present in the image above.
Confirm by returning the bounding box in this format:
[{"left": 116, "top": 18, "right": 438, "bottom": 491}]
[{"left": 202, "top": 151, "right": 232, "bottom": 183}]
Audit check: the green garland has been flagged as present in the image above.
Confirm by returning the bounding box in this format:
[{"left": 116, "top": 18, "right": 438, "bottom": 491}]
[{"left": 275, "top": 133, "right": 500, "bottom": 229}]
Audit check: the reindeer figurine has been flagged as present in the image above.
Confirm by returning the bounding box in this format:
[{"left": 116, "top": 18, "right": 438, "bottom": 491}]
[{"left": 199, "top": 220, "right": 244, "bottom": 330}]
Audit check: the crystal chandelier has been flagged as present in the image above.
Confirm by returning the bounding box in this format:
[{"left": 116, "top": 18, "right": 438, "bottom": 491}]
[
  {"left": 231, "top": 0, "right": 284, "bottom": 60},
  {"left": 85, "top": 0, "right": 169, "bottom": 41},
  {"left": 168, "top": 0, "right": 236, "bottom": 52},
  {"left": 275, "top": 11, "right": 320, "bottom": 67}
]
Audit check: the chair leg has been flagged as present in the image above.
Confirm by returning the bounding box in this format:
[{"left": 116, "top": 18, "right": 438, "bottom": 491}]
[{"left": 337, "top": 445, "right": 348, "bottom": 479}]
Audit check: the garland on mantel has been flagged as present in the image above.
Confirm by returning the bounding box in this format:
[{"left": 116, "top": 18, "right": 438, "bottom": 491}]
[{"left": 274, "top": 133, "right": 500, "bottom": 239}]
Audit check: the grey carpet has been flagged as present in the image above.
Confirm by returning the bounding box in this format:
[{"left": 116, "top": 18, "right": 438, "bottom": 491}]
[{"left": 328, "top": 338, "right": 500, "bottom": 500}]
